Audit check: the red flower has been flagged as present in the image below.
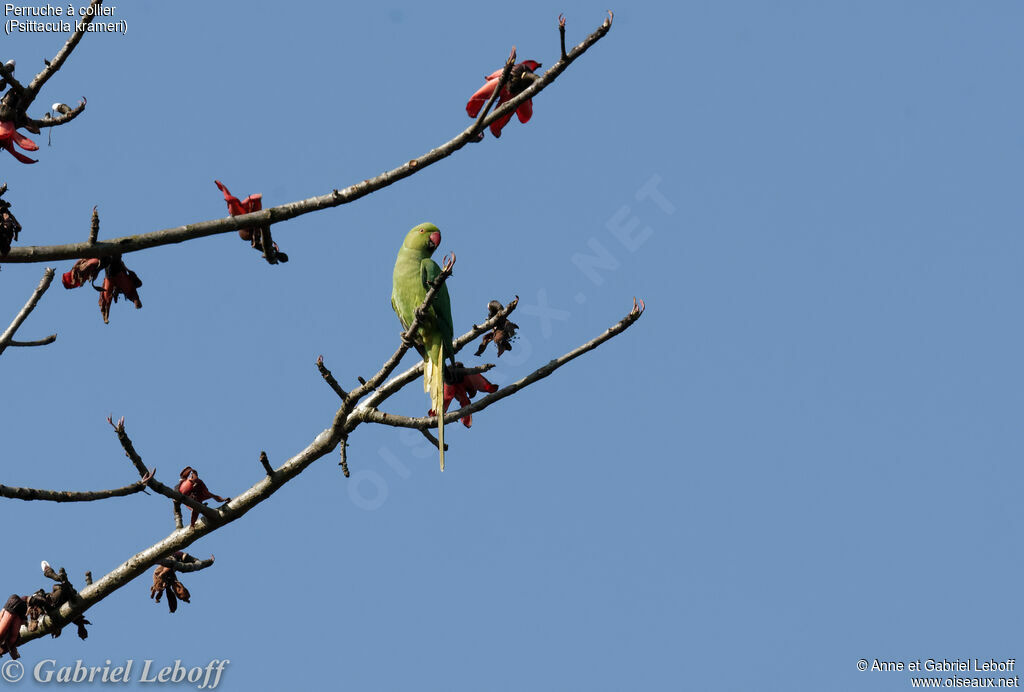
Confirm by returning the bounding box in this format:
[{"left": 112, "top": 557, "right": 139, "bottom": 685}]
[
  {"left": 61, "top": 257, "right": 103, "bottom": 289},
  {"left": 0, "top": 595, "right": 26, "bottom": 660},
  {"left": 215, "top": 180, "right": 262, "bottom": 241},
  {"left": 466, "top": 60, "right": 541, "bottom": 138},
  {"left": 0, "top": 120, "right": 38, "bottom": 164},
  {"left": 61, "top": 256, "right": 143, "bottom": 323},
  {"left": 215, "top": 180, "right": 287, "bottom": 262},
  {"left": 96, "top": 257, "right": 142, "bottom": 324},
  {"left": 430, "top": 368, "right": 499, "bottom": 428}
]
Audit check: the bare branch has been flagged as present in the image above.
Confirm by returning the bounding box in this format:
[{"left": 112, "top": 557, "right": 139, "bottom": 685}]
[
  {"left": 339, "top": 438, "right": 349, "bottom": 478},
  {"left": 8, "top": 334, "right": 57, "bottom": 347},
  {"left": 24, "top": 2, "right": 101, "bottom": 105},
  {"left": 259, "top": 451, "right": 274, "bottom": 476},
  {"left": 559, "top": 14, "right": 568, "bottom": 60},
  {"left": 0, "top": 14, "right": 613, "bottom": 264},
  {"left": 0, "top": 268, "right": 55, "bottom": 356},
  {"left": 316, "top": 355, "right": 348, "bottom": 400},
  {"left": 19, "top": 409, "right": 349, "bottom": 644},
  {"left": 88, "top": 206, "right": 99, "bottom": 244},
  {"left": 449, "top": 363, "right": 495, "bottom": 379},
  {"left": 361, "top": 299, "right": 645, "bottom": 431},
  {"left": 156, "top": 555, "right": 215, "bottom": 573},
  {"left": 0, "top": 0, "right": 100, "bottom": 123},
  {"left": 0, "top": 468, "right": 153, "bottom": 502},
  {"left": 107, "top": 416, "right": 221, "bottom": 523},
  {"left": 25, "top": 97, "right": 86, "bottom": 130},
  {"left": 420, "top": 427, "right": 448, "bottom": 452}
]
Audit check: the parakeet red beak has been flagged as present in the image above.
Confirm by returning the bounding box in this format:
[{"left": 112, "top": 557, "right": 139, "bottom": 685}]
[{"left": 428, "top": 230, "right": 441, "bottom": 250}]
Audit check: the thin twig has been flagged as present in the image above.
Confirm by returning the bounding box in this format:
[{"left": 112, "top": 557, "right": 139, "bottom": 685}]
[
  {"left": 0, "top": 268, "right": 55, "bottom": 356},
  {"left": 559, "top": 14, "right": 568, "bottom": 60},
  {"left": 8, "top": 334, "right": 57, "bottom": 347},
  {"left": 316, "top": 355, "right": 348, "bottom": 400},
  {"left": 448, "top": 363, "right": 495, "bottom": 379},
  {"left": 156, "top": 555, "right": 215, "bottom": 573},
  {"left": 25, "top": 98, "right": 86, "bottom": 130},
  {"left": 259, "top": 451, "right": 273, "bottom": 476},
  {"left": 420, "top": 428, "right": 447, "bottom": 452},
  {"left": 1, "top": 14, "right": 613, "bottom": 264},
  {"left": 107, "top": 416, "right": 221, "bottom": 523},
  {"left": 89, "top": 206, "right": 99, "bottom": 244},
  {"left": 0, "top": 469, "right": 154, "bottom": 502}
]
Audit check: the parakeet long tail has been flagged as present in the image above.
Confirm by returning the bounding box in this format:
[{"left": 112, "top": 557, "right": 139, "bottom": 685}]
[{"left": 425, "top": 343, "right": 446, "bottom": 471}]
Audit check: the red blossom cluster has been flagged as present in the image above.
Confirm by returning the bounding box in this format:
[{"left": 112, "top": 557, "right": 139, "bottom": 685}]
[
  {"left": 466, "top": 60, "right": 541, "bottom": 138},
  {"left": 61, "top": 255, "right": 142, "bottom": 324},
  {"left": 215, "top": 180, "right": 287, "bottom": 263},
  {"left": 431, "top": 366, "right": 499, "bottom": 428}
]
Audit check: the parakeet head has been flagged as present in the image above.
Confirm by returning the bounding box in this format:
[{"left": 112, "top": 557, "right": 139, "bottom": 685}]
[{"left": 403, "top": 222, "right": 442, "bottom": 254}]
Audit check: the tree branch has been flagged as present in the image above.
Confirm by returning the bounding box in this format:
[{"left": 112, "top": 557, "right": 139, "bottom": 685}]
[
  {"left": 0, "top": 268, "right": 55, "bottom": 356},
  {"left": 155, "top": 555, "right": 214, "bottom": 573},
  {"left": 9, "top": 13, "right": 629, "bottom": 653},
  {"left": 107, "top": 416, "right": 222, "bottom": 523},
  {"left": 0, "top": 1, "right": 100, "bottom": 122},
  {"left": 316, "top": 355, "right": 348, "bottom": 400},
  {"left": 23, "top": 2, "right": 100, "bottom": 107},
  {"left": 13, "top": 297, "right": 523, "bottom": 643},
  {"left": 8, "top": 334, "right": 57, "bottom": 347},
  {"left": 25, "top": 98, "right": 86, "bottom": 130},
  {"left": 0, "top": 14, "right": 613, "bottom": 264},
  {"left": 0, "top": 468, "right": 153, "bottom": 502},
  {"left": 16, "top": 297, "right": 643, "bottom": 647}
]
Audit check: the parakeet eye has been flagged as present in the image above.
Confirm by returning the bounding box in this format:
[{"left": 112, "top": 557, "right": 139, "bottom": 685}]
[{"left": 419, "top": 229, "right": 425, "bottom": 233}]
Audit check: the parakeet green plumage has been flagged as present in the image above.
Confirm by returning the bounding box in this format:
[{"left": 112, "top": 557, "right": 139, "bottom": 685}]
[{"left": 391, "top": 222, "right": 454, "bottom": 470}]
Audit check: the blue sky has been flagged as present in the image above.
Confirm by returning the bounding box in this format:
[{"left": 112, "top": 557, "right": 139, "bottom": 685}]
[{"left": 2, "top": 1, "right": 1023, "bottom": 690}]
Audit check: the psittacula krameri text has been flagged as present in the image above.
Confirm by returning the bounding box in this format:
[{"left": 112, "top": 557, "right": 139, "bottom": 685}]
[{"left": 391, "top": 223, "right": 454, "bottom": 470}]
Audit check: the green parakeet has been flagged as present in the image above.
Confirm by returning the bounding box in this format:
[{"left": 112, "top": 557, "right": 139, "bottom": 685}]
[{"left": 391, "top": 222, "right": 455, "bottom": 470}]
